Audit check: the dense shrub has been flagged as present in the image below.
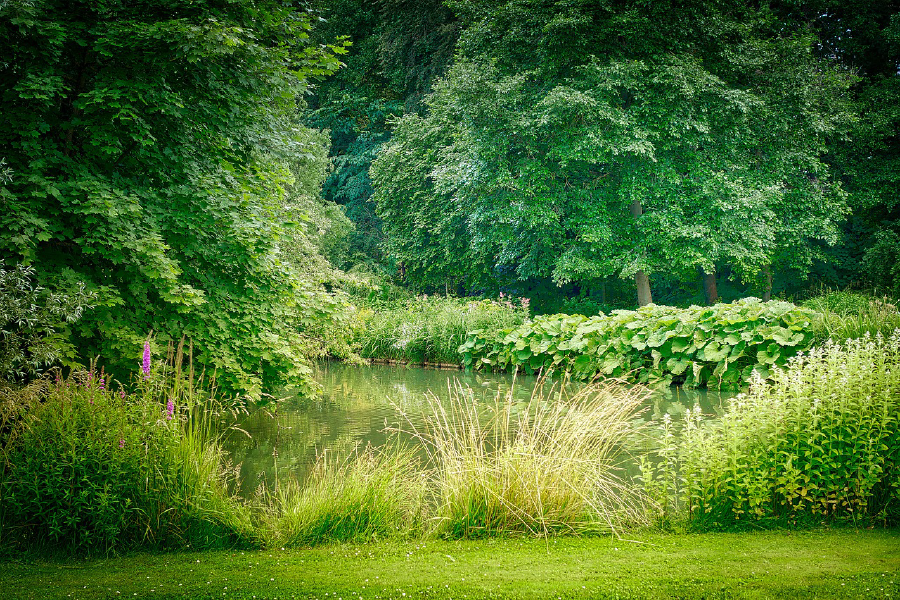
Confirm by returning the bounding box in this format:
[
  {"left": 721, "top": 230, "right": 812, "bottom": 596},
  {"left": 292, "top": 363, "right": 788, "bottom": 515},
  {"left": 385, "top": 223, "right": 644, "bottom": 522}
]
[
  {"left": 461, "top": 299, "right": 818, "bottom": 390},
  {"left": 0, "top": 360, "right": 254, "bottom": 553},
  {"left": 641, "top": 332, "right": 900, "bottom": 529},
  {"left": 0, "top": 262, "right": 94, "bottom": 382}
]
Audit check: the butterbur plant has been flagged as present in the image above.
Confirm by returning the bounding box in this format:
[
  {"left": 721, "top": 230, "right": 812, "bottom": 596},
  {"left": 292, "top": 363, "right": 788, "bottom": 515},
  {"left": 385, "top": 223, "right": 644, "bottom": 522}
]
[{"left": 461, "top": 298, "right": 818, "bottom": 390}]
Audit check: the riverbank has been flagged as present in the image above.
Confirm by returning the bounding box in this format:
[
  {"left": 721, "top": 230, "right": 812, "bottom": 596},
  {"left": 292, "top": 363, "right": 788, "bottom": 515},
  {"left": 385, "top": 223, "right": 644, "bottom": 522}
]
[{"left": 2, "top": 529, "right": 897, "bottom": 599}]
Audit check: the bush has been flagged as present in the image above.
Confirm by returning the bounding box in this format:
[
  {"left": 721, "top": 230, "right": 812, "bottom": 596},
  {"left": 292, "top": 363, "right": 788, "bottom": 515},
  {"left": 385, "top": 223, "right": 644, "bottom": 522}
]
[
  {"left": 0, "top": 355, "right": 255, "bottom": 553},
  {"left": 0, "top": 262, "right": 94, "bottom": 383},
  {"left": 642, "top": 332, "right": 900, "bottom": 529},
  {"left": 461, "top": 298, "right": 818, "bottom": 390}
]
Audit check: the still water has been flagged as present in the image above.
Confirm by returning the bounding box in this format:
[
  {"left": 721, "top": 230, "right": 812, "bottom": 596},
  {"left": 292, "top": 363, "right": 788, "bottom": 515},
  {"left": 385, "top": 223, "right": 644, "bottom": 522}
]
[{"left": 223, "top": 362, "right": 730, "bottom": 497}]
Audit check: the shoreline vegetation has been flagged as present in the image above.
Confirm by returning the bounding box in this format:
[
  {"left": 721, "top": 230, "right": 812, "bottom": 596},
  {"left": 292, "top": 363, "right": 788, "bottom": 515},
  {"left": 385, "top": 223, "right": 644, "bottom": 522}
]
[{"left": 1, "top": 299, "right": 898, "bottom": 554}]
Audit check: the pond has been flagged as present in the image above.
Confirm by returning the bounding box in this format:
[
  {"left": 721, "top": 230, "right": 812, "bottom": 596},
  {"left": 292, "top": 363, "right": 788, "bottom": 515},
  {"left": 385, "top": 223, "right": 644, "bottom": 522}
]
[{"left": 223, "top": 362, "right": 731, "bottom": 498}]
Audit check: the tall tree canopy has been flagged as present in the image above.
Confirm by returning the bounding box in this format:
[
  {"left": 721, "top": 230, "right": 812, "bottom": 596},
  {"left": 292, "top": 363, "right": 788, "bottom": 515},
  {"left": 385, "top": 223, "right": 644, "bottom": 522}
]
[
  {"left": 371, "top": 0, "right": 856, "bottom": 305},
  {"left": 306, "top": 0, "right": 459, "bottom": 269},
  {"left": 0, "top": 0, "right": 349, "bottom": 395}
]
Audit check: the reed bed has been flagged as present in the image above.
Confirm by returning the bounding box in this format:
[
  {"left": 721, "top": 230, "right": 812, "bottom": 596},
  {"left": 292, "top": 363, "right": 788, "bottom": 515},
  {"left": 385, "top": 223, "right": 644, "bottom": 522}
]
[
  {"left": 353, "top": 296, "right": 526, "bottom": 365},
  {"left": 804, "top": 289, "right": 900, "bottom": 343}
]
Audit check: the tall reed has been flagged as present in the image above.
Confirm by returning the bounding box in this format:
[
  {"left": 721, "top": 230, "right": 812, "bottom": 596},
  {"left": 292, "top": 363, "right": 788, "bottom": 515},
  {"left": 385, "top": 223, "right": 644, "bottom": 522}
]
[
  {"left": 804, "top": 289, "right": 900, "bottom": 343},
  {"left": 354, "top": 296, "right": 527, "bottom": 365},
  {"left": 399, "top": 378, "right": 650, "bottom": 538}
]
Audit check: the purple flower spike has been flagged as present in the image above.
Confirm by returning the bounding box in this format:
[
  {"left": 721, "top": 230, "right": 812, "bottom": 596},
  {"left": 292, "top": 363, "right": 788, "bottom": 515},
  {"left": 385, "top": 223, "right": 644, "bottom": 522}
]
[
  {"left": 142, "top": 342, "right": 151, "bottom": 379},
  {"left": 166, "top": 399, "right": 175, "bottom": 420}
]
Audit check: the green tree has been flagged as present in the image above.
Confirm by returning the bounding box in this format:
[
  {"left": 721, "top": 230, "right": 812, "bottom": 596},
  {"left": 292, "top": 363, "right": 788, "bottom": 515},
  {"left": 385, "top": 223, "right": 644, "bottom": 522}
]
[
  {"left": 776, "top": 0, "right": 900, "bottom": 294},
  {"left": 0, "top": 0, "right": 349, "bottom": 395},
  {"left": 371, "top": 0, "right": 854, "bottom": 306},
  {"left": 306, "top": 0, "right": 459, "bottom": 271}
]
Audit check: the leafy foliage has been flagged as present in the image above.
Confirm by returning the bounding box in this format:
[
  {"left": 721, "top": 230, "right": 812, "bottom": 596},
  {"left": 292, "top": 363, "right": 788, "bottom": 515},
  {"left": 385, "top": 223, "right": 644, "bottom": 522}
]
[
  {"left": 371, "top": 0, "right": 855, "bottom": 301},
  {"left": 0, "top": 262, "right": 94, "bottom": 382},
  {"left": 460, "top": 299, "right": 818, "bottom": 390},
  {"left": 642, "top": 332, "right": 900, "bottom": 528},
  {"left": 306, "top": 0, "right": 459, "bottom": 271},
  {"left": 0, "top": 0, "right": 349, "bottom": 396}
]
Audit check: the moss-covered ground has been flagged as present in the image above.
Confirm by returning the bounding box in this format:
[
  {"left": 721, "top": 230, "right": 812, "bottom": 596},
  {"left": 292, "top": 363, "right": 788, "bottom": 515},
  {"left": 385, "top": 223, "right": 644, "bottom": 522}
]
[{"left": 1, "top": 529, "right": 898, "bottom": 599}]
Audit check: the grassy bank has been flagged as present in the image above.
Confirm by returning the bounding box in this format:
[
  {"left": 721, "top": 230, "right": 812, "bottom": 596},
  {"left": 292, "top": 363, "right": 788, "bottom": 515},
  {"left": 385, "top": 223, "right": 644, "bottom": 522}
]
[{"left": 1, "top": 530, "right": 897, "bottom": 599}]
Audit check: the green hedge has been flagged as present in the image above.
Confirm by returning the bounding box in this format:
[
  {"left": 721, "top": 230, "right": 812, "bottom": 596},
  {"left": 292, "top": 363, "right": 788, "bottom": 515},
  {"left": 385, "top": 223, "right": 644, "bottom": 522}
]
[{"left": 460, "top": 299, "right": 819, "bottom": 390}]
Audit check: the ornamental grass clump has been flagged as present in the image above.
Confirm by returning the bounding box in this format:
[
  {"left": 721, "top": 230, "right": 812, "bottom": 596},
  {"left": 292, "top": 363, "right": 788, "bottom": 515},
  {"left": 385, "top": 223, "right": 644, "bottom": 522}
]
[
  {"left": 664, "top": 331, "right": 900, "bottom": 529},
  {"left": 403, "top": 378, "right": 650, "bottom": 538},
  {"left": 263, "top": 444, "right": 425, "bottom": 546}
]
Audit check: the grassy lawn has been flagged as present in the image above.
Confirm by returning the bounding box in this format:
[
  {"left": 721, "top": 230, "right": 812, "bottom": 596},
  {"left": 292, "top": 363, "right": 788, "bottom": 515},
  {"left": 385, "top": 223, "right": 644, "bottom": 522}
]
[{"left": 1, "top": 529, "right": 897, "bottom": 600}]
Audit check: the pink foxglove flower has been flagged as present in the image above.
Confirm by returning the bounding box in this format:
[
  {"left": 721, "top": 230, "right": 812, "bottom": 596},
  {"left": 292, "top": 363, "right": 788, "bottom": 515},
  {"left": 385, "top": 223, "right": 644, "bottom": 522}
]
[{"left": 142, "top": 342, "right": 151, "bottom": 379}]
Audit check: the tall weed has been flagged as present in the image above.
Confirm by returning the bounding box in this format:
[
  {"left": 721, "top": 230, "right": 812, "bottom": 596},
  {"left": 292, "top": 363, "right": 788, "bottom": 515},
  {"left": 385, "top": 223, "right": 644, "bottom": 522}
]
[{"left": 642, "top": 331, "right": 900, "bottom": 529}]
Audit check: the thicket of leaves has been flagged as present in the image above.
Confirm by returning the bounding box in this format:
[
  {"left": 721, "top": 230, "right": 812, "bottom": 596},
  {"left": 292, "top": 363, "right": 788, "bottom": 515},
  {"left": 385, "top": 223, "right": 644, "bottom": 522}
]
[
  {"left": 460, "top": 299, "right": 818, "bottom": 390},
  {"left": 371, "top": 0, "right": 855, "bottom": 302},
  {"left": 0, "top": 0, "right": 349, "bottom": 395}
]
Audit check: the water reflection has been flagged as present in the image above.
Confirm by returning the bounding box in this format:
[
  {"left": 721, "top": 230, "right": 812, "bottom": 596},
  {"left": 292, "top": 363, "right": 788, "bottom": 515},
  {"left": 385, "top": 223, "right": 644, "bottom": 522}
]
[{"left": 223, "top": 362, "right": 732, "bottom": 497}]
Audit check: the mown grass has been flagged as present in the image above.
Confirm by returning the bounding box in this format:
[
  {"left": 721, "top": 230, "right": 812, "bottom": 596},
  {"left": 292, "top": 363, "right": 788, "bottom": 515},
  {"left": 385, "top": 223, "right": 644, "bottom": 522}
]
[{"left": 1, "top": 530, "right": 897, "bottom": 599}]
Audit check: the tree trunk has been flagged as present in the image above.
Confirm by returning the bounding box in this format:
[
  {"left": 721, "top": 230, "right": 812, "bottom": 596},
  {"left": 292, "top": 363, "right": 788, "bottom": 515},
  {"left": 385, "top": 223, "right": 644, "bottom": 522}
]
[
  {"left": 635, "top": 271, "right": 653, "bottom": 306},
  {"left": 701, "top": 267, "right": 718, "bottom": 305},
  {"left": 762, "top": 265, "right": 773, "bottom": 302},
  {"left": 630, "top": 197, "right": 653, "bottom": 306}
]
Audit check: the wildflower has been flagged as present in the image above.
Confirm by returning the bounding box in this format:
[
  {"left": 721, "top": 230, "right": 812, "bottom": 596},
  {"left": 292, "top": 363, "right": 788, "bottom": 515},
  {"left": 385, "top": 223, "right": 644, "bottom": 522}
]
[
  {"left": 166, "top": 399, "right": 175, "bottom": 420},
  {"left": 119, "top": 390, "right": 126, "bottom": 399},
  {"left": 118, "top": 439, "right": 125, "bottom": 449},
  {"left": 142, "top": 342, "right": 151, "bottom": 379},
  {"left": 99, "top": 377, "right": 105, "bottom": 390}
]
